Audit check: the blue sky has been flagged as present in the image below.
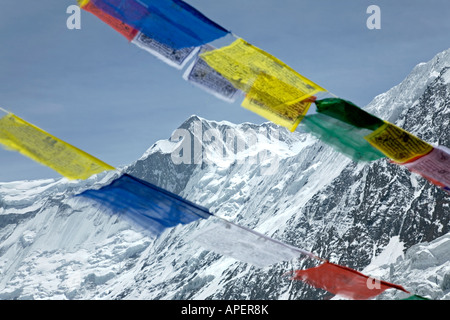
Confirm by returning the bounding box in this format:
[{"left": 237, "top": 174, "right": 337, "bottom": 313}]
[{"left": 1, "top": 0, "right": 450, "bottom": 181}]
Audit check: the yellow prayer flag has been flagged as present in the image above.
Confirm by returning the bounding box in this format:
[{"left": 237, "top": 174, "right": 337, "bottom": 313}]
[
  {"left": 242, "top": 72, "right": 315, "bottom": 131},
  {"left": 0, "top": 113, "right": 115, "bottom": 180},
  {"left": 77, "top": 0, "right": 90, "bottom": 8},
  {"left": 199, "top": 38, "right": 325, "bottom": 131},
  {"left": 364, "top": 121, "right": 433, "bottom": 163}
]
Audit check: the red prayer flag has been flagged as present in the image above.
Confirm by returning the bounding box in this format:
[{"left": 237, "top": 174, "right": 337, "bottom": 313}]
[
  {"left": 82, "top": 1, "right": 138, "bottom": 41},
  {"left": 290, "top": 261, "right": 409, "bottom": 300},
  {"left": 403, "top": 146, "right": 450, "bottom": 190}
]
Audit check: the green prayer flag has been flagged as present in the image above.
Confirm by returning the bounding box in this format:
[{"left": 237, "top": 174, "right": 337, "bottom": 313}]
[
  {"left": 315, "top": 98, "right": 384, "bottom": 131},
  {"left": 301, "top": 113, "right": 386, "bottom": 162},
  {"left": 402, "top": 294, "right": 431, "bottom": 300}
]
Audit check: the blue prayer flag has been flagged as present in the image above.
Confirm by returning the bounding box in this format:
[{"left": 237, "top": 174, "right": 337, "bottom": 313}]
[
  {"left": 90, "top": 0, "right": 229, "bottom": 49},
  {"left": 77, "top": 174, "right": 212, "bottom": 236}
]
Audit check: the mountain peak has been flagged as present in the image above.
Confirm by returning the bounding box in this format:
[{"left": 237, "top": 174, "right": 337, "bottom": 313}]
[{"left": 365, "top": 47, "right": 450, "bottom": 122}]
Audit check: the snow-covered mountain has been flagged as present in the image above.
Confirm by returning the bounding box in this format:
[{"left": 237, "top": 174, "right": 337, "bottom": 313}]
[{"left": 0, "top": 48, "right": 449, "bottom": 300}]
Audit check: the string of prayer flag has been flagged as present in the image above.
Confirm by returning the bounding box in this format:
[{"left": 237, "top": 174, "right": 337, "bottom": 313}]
[
  {"left": 78, "top": 0, "right": 447, "bottom": 191},
  {"left": 0, "top": 109, "right": 417, "bottom": 299},
  {"left": 311, "top": 98, "right": 448, "bottom": 191},
  {"left": 192, "top": 217, "right": 412, "bottom": 299},
  {"left": 3, "top": 0, "right": 443, "bottom": 300},
  {"left": 194, "top": 218, "right": 412, "bottom": 299}
]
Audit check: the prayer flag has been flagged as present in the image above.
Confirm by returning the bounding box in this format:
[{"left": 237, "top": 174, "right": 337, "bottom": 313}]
[
  {"left": 193, "top": 217, "right": 317, "bottom": 268},
  {"left": 0, "top": 113, "right": 114, "bottom": 180},
  {"left": 364, "top": 121, "right": 434, "bottom": 163},
  {"left": 301, "top": 113, "right": 386, "bottom": 162},
  {"left": 78, "top": 0, "right": 90, "bottom": 6},
  {"left": 89, "top": 0, "right": 229, "bottom": 49},
  {"left": 79, "top": 0, "right": 138, "bottom": 41},
  {"left": 132, "top": 32, "right": 199, "bottom": 69},
  {"left": 200, "top": 38, "right": 325, "bottom": 131},
  {"left": 403, "top": 145, "right": 450, "bottom": 190},
  {"left": 290, "top": 261, "right": 410, "bottom": 300},
  {"left": 315, "top": 98, "right": 384, "bottom": 131},
  {"left": 183, "top": 45, "right": 240, "bottom": 102},
  {"left": 77, "top": 174, "right": 212, "bottom": 236},
  {"left": 402, "top": 295, "right": 430, "bottom": 300},
  {"left": 241, "top": 73, "right": 316, "bottom": 131}
]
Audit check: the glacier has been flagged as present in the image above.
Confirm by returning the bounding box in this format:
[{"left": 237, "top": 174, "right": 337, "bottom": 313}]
[{"left": 0, "top": 48, "right": 449, "bottom": 300}]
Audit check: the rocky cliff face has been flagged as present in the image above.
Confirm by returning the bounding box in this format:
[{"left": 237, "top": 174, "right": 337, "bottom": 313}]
[{"left": 0, "top": 49, "right": 449, "bottom": 300}]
